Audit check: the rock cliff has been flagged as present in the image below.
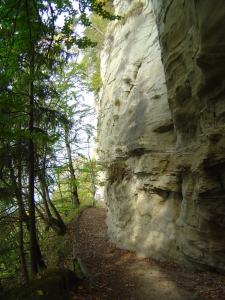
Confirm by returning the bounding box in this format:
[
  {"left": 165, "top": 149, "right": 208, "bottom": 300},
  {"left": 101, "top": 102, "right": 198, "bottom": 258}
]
[{"left": 97, "top": 0, "right": 225, "bottom": 272}]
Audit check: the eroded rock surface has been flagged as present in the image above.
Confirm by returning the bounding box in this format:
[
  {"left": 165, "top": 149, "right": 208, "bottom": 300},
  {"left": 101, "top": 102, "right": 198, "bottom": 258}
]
[{"left": 97, "top": 0, "right": 225, "bottom": 272}]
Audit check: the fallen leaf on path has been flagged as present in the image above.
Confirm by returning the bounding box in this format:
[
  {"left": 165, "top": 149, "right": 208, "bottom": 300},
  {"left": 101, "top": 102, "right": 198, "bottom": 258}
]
[{"left": 36, "top": 290, "right": 43, "bottom": 295}]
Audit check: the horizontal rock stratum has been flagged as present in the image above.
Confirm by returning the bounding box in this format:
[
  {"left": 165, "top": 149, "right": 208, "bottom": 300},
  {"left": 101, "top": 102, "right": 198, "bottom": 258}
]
[{"left": 97, "top": 0, "right": 225, "bottom": 273}]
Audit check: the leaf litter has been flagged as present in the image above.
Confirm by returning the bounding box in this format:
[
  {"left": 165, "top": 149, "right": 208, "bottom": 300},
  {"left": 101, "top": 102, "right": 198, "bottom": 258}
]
[{"left": 66, "top": 207, "right": 225, "bottom": 300}]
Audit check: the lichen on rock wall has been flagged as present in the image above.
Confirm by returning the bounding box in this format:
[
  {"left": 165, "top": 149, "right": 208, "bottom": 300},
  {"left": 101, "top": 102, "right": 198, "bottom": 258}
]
[{"left": 97, "top": 0, "right": 225, "bottom": 272}]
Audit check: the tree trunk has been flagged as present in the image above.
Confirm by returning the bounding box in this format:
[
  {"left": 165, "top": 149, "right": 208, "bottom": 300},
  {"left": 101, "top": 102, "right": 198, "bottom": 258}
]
[
  {"left": 35, "top": 239, "right": 46, "bottom": 270},
  {"left": 17, "top": 164, "right": 29, "bottom": 283},
  {"left": 22, "top": 206, "right": 47, "bottom": 270},
  {"left": 28, "top": 57, "right": 38, "bottom": 275},
  {"left": 54, "top": 171, "right": 63, "bottom": 198},
  {"left": 42, "top": 183, "right": 52, "bottom": 220},
  {"left": 9, "top": 156, "right": 46, "bottom": 275},
  {"left": 36, "top": 205, "right": 66, "bottom": 235},
  {"left": 38, "top": 172, "right": 53, "bottom": 220},
  {"left": 87, "top": 140, "right": 97, "bottom": 206},
  {"left": 89, "top": 162, "right": 96, "bottom": 207},
  {"left": 37, "top": 169, "right": 66, "bottom": 234},
  {"left": 48, "top": 199, "right": 66, "bottom": 230},
  {"left": 9, "top": 157, "right": 29, "bottom": 282},
  {"left": 64, "top": 126, "right": 80, "bottom": 207}
]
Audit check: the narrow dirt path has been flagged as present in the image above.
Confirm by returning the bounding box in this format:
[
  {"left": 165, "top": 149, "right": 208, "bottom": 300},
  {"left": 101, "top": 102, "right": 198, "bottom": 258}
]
[{"left": 71, "top": 207, "right": 225, "bottom": 300}]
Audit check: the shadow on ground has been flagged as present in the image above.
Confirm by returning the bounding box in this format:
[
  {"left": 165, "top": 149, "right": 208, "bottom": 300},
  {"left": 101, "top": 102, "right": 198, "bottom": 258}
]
[{"left": 71, "top": 207, "right": 225, "bottom": 300}]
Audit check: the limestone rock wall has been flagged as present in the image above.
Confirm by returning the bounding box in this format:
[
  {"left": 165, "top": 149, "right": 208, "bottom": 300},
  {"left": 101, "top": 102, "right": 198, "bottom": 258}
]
[{"left": 97, "top": 0, "right": 225, "bottom": 272}]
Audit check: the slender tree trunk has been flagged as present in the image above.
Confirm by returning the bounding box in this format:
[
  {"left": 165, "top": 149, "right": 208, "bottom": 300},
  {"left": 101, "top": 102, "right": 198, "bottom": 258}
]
[
  {"left": 56, "top": 174, "right": 63, "bottom": 198},
  {"left": 18, "top": 164, "right": 29, "bottom": 283},
  {"left": 38, "top": 172, "right": 52, "bottom": 220},
  {"left": 53, "top": 171, "right": 63, "bottom": 198},
  {"left": 22, "top": 205, "right": 47, "bottom": 270},
  {"left": 9, "top": 157, "right": 29, "bottom": 282},
  {"left": 87, "top": 139, "right": 96, "bottom": 206},
  {"left": 38, "top": 170, "right": 66, "bottom": 234},
  {"left": 36, "top": 205, "right": 65, "bottom": 235},
  {"left": 28, "top": 58, "right": 38, "bottom": 275},
  {"left": 35, "top": 239, "right": 46, "bottom": 270},
  {"left": 48, "top": 199, "right": 65, "bottom": 229},
  {"left": 64, "top": 126, "right": 80, "bottom": 207}
]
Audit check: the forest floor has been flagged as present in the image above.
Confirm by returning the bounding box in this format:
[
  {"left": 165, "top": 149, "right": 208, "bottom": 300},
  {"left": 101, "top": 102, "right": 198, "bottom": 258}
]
[{"left": 67, "top": 206, "right": 225, "bottom": 300}]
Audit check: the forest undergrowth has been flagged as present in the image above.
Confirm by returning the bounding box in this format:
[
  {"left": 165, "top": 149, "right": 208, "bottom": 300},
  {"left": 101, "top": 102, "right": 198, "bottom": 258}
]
[{"left": 2, "top": 204, "right": 225, "bottom": 300}]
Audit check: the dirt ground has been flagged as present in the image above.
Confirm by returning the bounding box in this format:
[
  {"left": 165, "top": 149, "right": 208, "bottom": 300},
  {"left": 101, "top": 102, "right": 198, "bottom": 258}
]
[{"left": 69, "top": 207, "right": 225, "bottom": 300}]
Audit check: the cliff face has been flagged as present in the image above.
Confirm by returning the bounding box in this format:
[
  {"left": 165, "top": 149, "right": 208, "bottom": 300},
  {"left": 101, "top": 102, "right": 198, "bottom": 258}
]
[{"left": 97, "top": 0, "right": 225, "bottom": 272}]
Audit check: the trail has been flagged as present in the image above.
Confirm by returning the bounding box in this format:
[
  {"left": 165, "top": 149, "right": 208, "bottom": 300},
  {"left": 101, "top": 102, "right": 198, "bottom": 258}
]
[{"left": 70, "top": 207, "right": 225, "bottom": 300}]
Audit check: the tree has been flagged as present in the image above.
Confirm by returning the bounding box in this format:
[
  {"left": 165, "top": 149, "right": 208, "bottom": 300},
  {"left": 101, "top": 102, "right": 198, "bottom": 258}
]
[
  {"left": 0, "top": 0, "right": 120, "bottom": 280},
  {"left": 81, "top": 0, "right": 116, "bottom": 95},
  {"left": 50, "top": 55, "right": 95, "bottom": 208}
]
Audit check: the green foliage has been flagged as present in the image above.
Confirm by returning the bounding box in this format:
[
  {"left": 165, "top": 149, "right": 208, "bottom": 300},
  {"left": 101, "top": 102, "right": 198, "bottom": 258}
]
[
  {"left": 79, "top": 0, "right": 121, "bottom": 22},
  {"left": 3, "top": 268, "right": 78, "bottom": 300},
  {"left": 0, "top": 0, "right": 118, "bottom": 286},
  {"left": 41, "top": 198, "right": 92, "bottom": 270},
  {"left": 0, "top": 204, "right": 29, "bottom": 279},
  {"left": 81, "top": 0, "right": 117, "bottom": 95}
]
